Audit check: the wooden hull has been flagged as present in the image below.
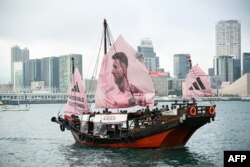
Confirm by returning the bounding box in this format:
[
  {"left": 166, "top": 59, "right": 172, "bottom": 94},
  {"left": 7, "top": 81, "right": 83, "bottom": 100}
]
[
  {"left": 72, "top": 127, "right": 197, "bottom": 148},
  {"left": 70, "top": 116, "right": 209, "bottom": 149},
  {"left": 51, "top": 104, "right": 216, "bottom": 149}
]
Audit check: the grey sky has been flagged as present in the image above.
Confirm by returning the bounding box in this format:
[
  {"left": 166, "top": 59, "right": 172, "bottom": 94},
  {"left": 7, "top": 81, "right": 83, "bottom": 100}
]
[{"left": 0, "top": 0, "right": 250, "bottom": 82}]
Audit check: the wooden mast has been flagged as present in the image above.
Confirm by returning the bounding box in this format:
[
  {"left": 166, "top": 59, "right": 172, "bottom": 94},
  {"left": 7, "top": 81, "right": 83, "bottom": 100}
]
[
  {"left": 104, "top": 19, "right": 108, "bottom": 54},
  {"left": 71, "top": 57, "right": 75, "bottom": 74}
]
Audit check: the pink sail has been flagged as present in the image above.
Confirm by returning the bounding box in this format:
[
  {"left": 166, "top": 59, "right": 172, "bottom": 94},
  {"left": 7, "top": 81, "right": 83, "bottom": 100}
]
[
  {"left": 64, "top": 67, "right": 89, "bottom": 117},
  {"left": 182, "top": 65, "right": 214, "bottom": 99},
  {"left": 95, "top": 35, "right": 155, "bottom": 108}
]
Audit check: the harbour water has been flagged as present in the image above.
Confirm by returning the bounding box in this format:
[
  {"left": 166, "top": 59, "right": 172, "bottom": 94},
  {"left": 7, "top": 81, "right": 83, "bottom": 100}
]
[{"left": 0, "top": 101, "right": 250, "bottom": 167}]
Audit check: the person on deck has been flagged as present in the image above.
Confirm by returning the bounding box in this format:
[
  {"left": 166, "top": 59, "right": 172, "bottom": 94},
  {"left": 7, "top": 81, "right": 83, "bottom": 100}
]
[{"left": 145, "top": 106, "right": 151, "bottom": 120}]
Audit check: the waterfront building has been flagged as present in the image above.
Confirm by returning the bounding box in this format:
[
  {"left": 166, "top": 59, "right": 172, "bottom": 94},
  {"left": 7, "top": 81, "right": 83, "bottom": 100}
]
[
  {"left": 41, "top": 57, "right": 59, "bottom": 89},
  {"left": 11, "top": 45, "right": 23, "bottom": 62},
  {"left": 0, "top": 84, "right": 13, "bottom": 93},
  {"left": 243, "top": 53, "right": 250, "bottom": 75},
  {"left": 220, "top": 73, "right": 250, "bottom": 96},
  {"left": 137, "top": 38, "right": 159, "bottom": 71},
  {"left": 31, "top": 81, "right": 45, "bottom": 90},
  {"left": 208, "top": 68, "right": 214, "bottom": 76},
  {"left": 216, "top": 55, "right": 234, "bottom": 83},
  {"left": 167, "top": 77, "right": 185, "bottom": 96},
  {"left": 150, "top": 73, "right": 168, "bottom": 96},
  {"left": 0, "top": 92, "right": 68, "bottom": 104},
  {"left": 11, "top": 45, "right": 29, "bottom": 85},
  {"left": 214, "top": 20, "right": 241, "bottom": 80},
  {"left": 173, "top": 54, "right": 190, "bottom": 79},
  {"left": 22, "top": 47, "right": 30, "bottom": 62},
  {"left": 215, "top": 20, "right": 241, "bottom": 59},
  {"left": 209, "top": 75, "right": 222, "bottom": 89},
  {"left": 24, "top": 59, "right": 41, "bottom": 87},
  {"left": 233, "top": 59, "right": 241, "bottom": 82},
  {"left": 13, "top": 62, "right": 24, "bottom": 91},
  {"left": 59, "top": 54, "right": 82, "bottom": 93}
]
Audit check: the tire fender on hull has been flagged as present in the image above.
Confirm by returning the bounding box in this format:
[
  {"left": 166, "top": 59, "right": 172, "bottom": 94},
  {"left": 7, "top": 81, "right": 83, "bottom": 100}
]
[{"left": 60, "top": 125, "right": 65, "bottom": 132}]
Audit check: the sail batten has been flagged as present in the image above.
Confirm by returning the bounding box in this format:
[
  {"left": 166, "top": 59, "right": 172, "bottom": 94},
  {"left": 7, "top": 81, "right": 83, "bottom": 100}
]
[
  {"left": 182, "top": 65, "right": 214, "bottom": 99},
  {"left": 95, "top": 35, "right": 155, "bottom": 108}
]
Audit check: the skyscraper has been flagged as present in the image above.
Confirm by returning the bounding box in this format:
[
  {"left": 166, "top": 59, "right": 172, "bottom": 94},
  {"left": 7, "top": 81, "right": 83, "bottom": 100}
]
[
  {"left": 59, "top": 54, "right": 82, "bottom": 93},
  {"left": 13, "top": 62, "right": 24, "bottom": 91},
  {"left": 216, "top": 20, "right": 241, "bottom": 59},
  {"left": 24, "top": 59, "right": 41, "bottom": 87},
  {"left": 41, "top": 57, "right": 59, "bottom": 89},
  {"left": 243, "top": 53, "right": 250, "bottom": 75},
  {"left": 214, "top": 20, "right": 241, "bottom": 82},
  {"left": 216, "top": 56, "right": 234, "bottom": 83},
  {"left": 11, "top": 45, "right": 22, "bottom": 85},
  {"left": 208, "top": 68, "right": 214, "bottom": 76},
  {"left": 22, "top": 47, "right": 30, "bottom": 62},
  {"left": 233, "top": 59, "right": 241, "bottom": 81},
  {"left": 11, "top": 45, "right": 30, "bottom": 85},
  {"left": 137, "top": 38, "right": 159, "bottom": 71},
  {"left": 173, "top": 54, "right": 190, "bottom": 79}
]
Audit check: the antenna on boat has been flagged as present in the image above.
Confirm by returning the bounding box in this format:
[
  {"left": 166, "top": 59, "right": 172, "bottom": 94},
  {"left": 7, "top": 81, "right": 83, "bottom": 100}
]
[{"left": 104, "top": 19, "right": 108, "bottom": 54}]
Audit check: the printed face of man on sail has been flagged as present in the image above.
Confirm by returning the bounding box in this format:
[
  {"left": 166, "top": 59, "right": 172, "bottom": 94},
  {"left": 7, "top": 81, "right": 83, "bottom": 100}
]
[
  {"left": 112, "top": 52, "right": 129, "bottom": 92},
  {"left": 109, "top": 52, "right": 144, "bottom": 107}
]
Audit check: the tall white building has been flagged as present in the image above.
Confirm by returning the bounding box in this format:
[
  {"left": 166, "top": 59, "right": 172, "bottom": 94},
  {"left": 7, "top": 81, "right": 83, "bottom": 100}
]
[
  {"left": 13, "top": 62, "right": 24, "bottom": 91},
  {"left": 11, "top": 45, "right": 29, "bottom": 85},
  {"left": 216, "top": 20, "right": 241, "bottom": 59},
  {"left": 137, "top": 38, "right": 159, "bottom": 71},
  {"left": 214, "top": 20, "right": 241, "bottom": 82}
]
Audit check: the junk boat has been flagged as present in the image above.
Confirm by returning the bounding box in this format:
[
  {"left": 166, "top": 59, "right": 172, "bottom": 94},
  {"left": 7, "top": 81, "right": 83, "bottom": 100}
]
[{"left": 51, "top": 19, "right": 216, "bottom": 148}]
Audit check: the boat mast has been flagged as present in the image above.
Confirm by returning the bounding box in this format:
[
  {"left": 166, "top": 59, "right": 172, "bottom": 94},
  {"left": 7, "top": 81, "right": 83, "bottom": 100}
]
[
  {"left": 104, "top": 19, "right": 108, "bottom": 54},
  {"left": 188, "top": 56, "right": 192, "bottom": 70},
  {"left": 71, "top": 57, "right": 75, "bottom": 74}
]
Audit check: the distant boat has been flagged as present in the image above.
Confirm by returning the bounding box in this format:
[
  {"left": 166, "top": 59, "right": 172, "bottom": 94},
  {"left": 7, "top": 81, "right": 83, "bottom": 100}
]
[
  {"left": 51, "top": 19, "right": 216, "bottom": 149},
  {"left": 1, "top": 92, "right": 29, "bottom": 112},
  {"left": 2, "top": 105, "right": 29, "bottom": 112}
]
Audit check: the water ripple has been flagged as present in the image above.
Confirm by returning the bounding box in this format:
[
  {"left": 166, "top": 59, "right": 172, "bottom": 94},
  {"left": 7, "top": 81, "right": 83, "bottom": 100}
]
[{"left": 0, "top": 102, "right": 250, "bottom": 167}]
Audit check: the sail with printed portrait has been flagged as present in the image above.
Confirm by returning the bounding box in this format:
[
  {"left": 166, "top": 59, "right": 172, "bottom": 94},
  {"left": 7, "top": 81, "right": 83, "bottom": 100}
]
[{"left": 95, "top": 35, "right": 155, "bottom": 109}]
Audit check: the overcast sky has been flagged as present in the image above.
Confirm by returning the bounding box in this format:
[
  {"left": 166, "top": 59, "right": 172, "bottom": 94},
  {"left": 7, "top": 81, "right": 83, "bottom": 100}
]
[{"left": 0, "top": 0, "right": 250, "bottom": 83}]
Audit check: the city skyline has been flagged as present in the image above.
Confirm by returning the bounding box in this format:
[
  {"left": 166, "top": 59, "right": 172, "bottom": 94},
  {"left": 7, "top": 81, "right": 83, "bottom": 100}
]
[{"left": 1, "top": 0, "right": 250, "bottom": 83}]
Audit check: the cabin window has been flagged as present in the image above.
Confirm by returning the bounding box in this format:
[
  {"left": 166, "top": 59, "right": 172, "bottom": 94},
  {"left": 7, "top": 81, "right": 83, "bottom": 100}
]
[
  {"left": 93, "top": 123, "right": 107, "bottom": 136},
  {"left": 80, "top": 122, "right": 88, "bottom": 133}
]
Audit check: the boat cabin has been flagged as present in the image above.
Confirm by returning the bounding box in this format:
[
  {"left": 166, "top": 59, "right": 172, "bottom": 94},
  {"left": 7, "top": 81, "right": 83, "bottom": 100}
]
[{"left": 79, "top": 113, "right": 128, "bottom": 138}]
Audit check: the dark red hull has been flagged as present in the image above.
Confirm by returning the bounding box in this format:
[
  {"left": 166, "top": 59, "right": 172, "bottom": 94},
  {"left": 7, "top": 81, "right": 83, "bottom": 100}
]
[{"left": 70, "top": 116, "right": 211, "bottom": 149}]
